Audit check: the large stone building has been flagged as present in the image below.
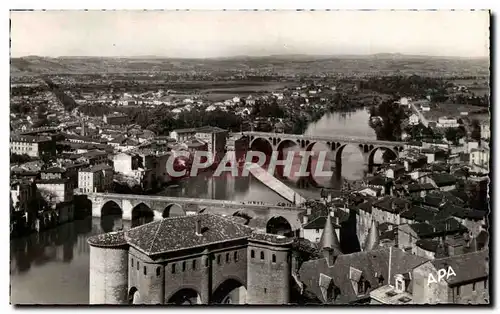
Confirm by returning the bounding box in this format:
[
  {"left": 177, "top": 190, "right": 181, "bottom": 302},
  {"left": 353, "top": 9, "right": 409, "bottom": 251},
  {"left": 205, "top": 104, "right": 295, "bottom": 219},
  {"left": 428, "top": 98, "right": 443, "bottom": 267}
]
[
  {"left": 78, "top": 164, "right": 114, "bottom": 193},
  {"left": 10, "top": 134, "right": 55, "bottom": 158},
  {"left": 170, "top": 126, "right": 228, "bottom": 163},
  {"left": 88, "top": 214, "right": 293, "bottom": 305}
]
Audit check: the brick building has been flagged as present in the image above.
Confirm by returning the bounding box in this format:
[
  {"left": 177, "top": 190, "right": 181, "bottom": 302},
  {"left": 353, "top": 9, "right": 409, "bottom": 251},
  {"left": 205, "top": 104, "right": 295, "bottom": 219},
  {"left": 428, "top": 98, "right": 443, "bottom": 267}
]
[{"left": 88, "top": 214, "right": 293, "bottom": 305}]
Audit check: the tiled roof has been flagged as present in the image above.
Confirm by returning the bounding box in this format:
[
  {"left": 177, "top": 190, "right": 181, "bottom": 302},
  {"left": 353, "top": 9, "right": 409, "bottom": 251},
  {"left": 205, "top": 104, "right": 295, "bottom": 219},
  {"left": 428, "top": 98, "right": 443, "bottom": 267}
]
[
  {"left": 250, "top": 232, "right": 293, "bottom": 245},
  {"left": 196, "top": 125, "right": 227, "bottom": 133},
  {"left": 303, "top": 216, "right": 341, "bottom": 229},
  {"left": 355, "top": 200, "right": 374, "bottom": 214},
  {"left": 373, "top": 196, "right": 411, "bottom": 214},
  {"left": 35, "top": 178, "right": 69, "bottom": 184},
  {"left": 124, "top": 214, "right": 254, "bottom": 256},
  {"left": 408, "top": 218, "right": 468, "bottom": 238},
  {"left": 407, "top": 183, "right": 436, "bottom": 193},
  {"left": 88, "top": 231, "right": 127, "bottom": 248},
  {"left": 431, "top": 250, "right": 489, "bottom": 285},
  {"left": 400, "top": 205, "right": 437, "bottom": 223},
  {"left": 429, "top": 173, "right": 457, "bottom": 187},
  {"left": 43, "top": 166, "right": 65, "bottom": 173},
  {"left": 415, "top": 239, "right": 439, "bottom": 252},
  {"left": 298, "top": 247, "right": 429, "bottom": 304}
]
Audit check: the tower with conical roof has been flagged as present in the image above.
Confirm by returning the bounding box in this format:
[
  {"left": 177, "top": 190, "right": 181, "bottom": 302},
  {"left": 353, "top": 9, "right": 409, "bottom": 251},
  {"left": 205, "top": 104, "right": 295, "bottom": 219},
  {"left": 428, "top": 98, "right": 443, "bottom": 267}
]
[
  {"left": 363, "top": 220, "right": 380, "bottom": 251},
  {"left": 319, "top": 214, "right": 342, "bottom": 265}
]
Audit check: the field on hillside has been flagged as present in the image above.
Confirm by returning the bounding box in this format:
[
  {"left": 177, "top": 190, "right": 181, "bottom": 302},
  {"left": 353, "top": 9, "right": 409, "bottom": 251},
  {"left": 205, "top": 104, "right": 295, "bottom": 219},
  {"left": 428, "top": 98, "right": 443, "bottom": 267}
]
[
  {"left": 10, "top": 55, "right": 490, "bottom": 78},
  {"left": 422, "top": 102, "right": 489, "bottom": 121}
]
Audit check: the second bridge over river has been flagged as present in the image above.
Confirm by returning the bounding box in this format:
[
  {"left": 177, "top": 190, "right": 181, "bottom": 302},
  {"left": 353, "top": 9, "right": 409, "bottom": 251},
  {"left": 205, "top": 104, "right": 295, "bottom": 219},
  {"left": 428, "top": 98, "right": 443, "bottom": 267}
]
[{"left": 237, "top": 131, "right": 406, "bottom": 169}]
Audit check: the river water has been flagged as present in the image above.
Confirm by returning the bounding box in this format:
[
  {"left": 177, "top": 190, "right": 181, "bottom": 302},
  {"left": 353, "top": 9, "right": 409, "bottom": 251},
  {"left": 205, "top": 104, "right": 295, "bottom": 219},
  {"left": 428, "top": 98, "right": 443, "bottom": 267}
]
[{"left": 10, "top": 108, "right": 378, "bottom": 304}]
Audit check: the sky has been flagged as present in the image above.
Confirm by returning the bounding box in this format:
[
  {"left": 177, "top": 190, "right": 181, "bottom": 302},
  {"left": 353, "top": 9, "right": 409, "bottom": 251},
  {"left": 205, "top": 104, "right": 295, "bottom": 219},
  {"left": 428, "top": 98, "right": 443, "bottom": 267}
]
[{"left": 10, "top": 10, "right": 490, "bottom": 58}]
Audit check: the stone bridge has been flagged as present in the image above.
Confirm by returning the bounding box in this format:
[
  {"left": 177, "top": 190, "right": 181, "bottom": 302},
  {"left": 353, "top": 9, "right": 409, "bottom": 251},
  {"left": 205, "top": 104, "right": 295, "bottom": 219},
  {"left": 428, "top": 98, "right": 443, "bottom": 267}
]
[
  {"left": 88, "top": 193, "right": 305, "bottom": 232},
  {"left": 238, "top": 131, "right": 405, "bottom": 168}
]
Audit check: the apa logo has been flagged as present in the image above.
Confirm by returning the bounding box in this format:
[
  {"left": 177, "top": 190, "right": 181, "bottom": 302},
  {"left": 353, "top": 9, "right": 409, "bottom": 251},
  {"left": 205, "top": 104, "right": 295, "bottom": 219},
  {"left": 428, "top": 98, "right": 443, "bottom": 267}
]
[{"left": 427, "top": 266, "right": 456, "bottom": 284}]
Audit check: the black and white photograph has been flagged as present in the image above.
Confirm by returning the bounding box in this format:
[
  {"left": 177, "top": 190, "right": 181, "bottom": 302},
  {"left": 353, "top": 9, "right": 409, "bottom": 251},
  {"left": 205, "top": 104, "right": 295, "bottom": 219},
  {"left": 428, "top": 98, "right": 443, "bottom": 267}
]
[{"left": 8, "top": 9, "right": 491, "bottom": 305}]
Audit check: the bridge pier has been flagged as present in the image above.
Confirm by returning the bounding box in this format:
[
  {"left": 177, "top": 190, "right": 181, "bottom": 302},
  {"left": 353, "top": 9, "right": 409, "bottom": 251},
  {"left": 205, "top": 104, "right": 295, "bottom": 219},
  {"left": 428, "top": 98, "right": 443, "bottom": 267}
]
[
  {"left": 92, "top": 201, "right": 102, "bottom": 218},
  {"left": 122, "top": 200, "right": 133, "bottom": 221},
  {"left": 154, "top": 211, "right": 163, "bottom": 221}
]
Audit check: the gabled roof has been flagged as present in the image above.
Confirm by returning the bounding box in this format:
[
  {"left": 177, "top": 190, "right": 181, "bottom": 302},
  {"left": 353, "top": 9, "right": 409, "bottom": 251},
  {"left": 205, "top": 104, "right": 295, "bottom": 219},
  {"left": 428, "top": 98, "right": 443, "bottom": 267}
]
[
  {"left": 429, "top": 173, "right": 457, "bottom": 187},
  {"left": 304, "top": 216, "right": 341, "bottom": 230},
  {"left": 298, "top": 247, "right": 429, "bottom": 304},
  {"left": 430, "top": 250, "right": 489, "bottom": 286}
]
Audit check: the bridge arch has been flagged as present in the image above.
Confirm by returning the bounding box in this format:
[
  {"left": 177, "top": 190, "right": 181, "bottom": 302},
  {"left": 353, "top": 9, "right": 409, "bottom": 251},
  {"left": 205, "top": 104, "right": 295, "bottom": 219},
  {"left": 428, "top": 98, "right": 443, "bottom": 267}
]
[
  {"left": 249, "top": 137, "right": 273, "bottom": 160},
  {"left": 100, "top": 200, "right": 123, "bottom": 232},
  {"left": 100, "top": 200, "right": 122, "bottom": 217},
  {"left": 266, "top": 215, "right": 293, "bottom": 236},
  {"left": 211, "top": 278, "right": 247, "bottom": 304},
  {"left": 166, "top": 287, "right": 202, "bottom": 305},
  {"left": 274, "top": 139, "right": 299, "bottom": 179},
  {"left": 163, "top": 203, "right": 186, "bottom": 218},
  {"left": 128, "top": 287, "right": 141, "bottom": 304},
  {"left": 131, "top": 202, "right": 154, "bottom": 228},
  {"left": 368, "top": 146, "right": 398, "bottom": 168}
]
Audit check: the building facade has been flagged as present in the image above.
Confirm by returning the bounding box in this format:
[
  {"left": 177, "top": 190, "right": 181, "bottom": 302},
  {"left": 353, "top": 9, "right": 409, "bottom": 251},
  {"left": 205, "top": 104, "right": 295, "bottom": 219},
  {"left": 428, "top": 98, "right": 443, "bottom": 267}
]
[
  {"left": 88, "top": 214, "right": 292, "bottom": 305},
  {"left": 78, "top": 164, "right": 114, "bottom": 193},
  {"left": 10, "top": 135, "right": 55, "bottom": 158}
]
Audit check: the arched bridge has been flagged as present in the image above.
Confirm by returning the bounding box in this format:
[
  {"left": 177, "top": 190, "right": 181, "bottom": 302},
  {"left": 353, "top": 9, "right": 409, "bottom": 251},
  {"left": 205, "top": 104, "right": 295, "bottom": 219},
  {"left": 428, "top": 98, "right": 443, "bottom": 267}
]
[
  {"left": 238, "top": 131, "right": 405, "bottom": 168},
  {"left": 89, "top": 193, "right": 305, "bottom": 232}
]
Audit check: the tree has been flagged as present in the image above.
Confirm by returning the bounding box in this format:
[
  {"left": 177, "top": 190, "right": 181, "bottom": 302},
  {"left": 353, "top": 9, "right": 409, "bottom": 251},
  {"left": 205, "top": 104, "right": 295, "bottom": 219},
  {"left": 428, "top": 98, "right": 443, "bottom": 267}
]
[
  {"left": 445, "top": 127, "right": 466, "bottom": 145},
  {"left": 471, "top": 119, "right": 482, "bottom": 142}
]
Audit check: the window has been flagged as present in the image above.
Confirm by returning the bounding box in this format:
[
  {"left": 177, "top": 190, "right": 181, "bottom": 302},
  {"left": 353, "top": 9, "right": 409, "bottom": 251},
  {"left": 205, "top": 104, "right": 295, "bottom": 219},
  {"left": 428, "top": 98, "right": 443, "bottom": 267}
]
[
  {"left": 171, "top": 263, "right": 176, "bottom": 274},
  {"left": 234, "top": 252, "right": 238, "bottom": 262},
  {"left": 192, "top": 260, "right": 197, "bottom": 270},
  {"left": 260, "top": 251, "right": 265, "bottom": 260},
  {"left": 143, "top": 266, "right": 147, "bottom": 275},
  {"left": 251, "top": 250, "right": 255, "bottom": 258},
  {"left": 472, "top": 282, "right": 476, "bottom": 292},
  {"left": 137, "top": 261, "right": 140, "bottom": 270},
  {"left": 205, "top": 257, "right": 209, "bottom": 267},
  {"left": 182, "top": 261, "right": 186, "bottom": 272},
  {"left": 264, "top": 288, "right": 267, "bottom": 294},
  {"left": 316, "top": 229, "right": 320, "bottom": 234},
  {"left": 156, "top": 267, "right": 161, "bottom": 277},
  {"left": 456, "top": 286, "right": 461, "bottom": 296},
  {"left": 131, "top": 259, "right": 134, "bottom": 268},
  {"left": 272, "top": 254, "right": 276, "bottom": 263},
  {"left": 226, "top": 253, "right": 230, "bottom": 263},
  {"left": 484, "top": 280, "right": 488, "bottom": 289},
  {"left": 358, "top": 280, "right": 365, "bottom": 294},
  {"left": 217, "top": 255, "right": 221, "bottom": 265}
]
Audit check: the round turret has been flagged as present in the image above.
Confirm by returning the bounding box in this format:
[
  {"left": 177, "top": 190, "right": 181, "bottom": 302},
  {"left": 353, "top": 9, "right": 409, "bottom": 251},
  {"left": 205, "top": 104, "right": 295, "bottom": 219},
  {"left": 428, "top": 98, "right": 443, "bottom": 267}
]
[{"left": 88, "top": 231, "right": 129, "bottom": 304}]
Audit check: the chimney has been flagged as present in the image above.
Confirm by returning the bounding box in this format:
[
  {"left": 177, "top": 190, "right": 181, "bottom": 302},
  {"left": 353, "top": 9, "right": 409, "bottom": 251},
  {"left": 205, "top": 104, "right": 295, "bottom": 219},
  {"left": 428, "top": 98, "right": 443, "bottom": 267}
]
[{"left": 195, "top": 218, "right": 202, "bottom": 236}]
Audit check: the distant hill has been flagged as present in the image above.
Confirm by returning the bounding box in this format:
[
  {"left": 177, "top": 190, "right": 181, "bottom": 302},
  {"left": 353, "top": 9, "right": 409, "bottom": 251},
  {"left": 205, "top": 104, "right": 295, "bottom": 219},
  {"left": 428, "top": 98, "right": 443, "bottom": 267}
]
[{"left": 10, "top": 54, "right": 490, "bottom": 77}]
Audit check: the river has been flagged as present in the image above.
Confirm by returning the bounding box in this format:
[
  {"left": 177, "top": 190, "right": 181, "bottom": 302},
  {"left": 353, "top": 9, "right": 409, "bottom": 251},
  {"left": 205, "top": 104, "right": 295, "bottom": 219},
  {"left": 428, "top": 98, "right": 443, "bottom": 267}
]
[{"left": 10, "top": 108, "right": 380, "bottom": 304}]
